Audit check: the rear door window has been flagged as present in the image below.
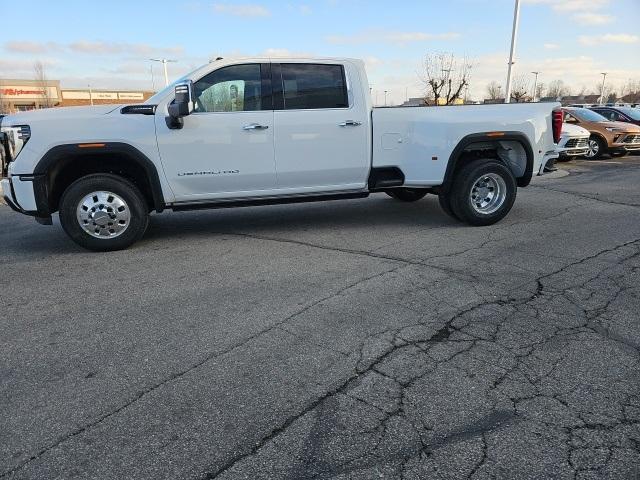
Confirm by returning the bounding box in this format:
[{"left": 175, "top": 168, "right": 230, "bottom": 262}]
[{"left": 279, "top": 64, "right": 348, "bottom": 110}]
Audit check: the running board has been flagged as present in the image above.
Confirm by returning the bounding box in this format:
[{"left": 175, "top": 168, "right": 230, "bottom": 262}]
[{"left": 170, "top": 191, "right": 369, "bottom": 212}]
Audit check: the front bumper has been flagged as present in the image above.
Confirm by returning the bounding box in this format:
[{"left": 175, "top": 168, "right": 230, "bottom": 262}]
[
  {"left": 1, "top": 176, "right": 52, "bottom": 224},
  {"left": 1, "top": 177, "right": 24, "bottom": 213},
  {"left": 558, "top": 147, "right": 589, "bottom": 158},
  {"left": 611, "top": 133, "right": 640, "bottom": 152}
]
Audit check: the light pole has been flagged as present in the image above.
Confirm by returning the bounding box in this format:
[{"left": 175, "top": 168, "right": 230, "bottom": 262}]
[
  {"left": 599, "top": 72, "right": 608, "bottom": 105},
  {"left": 531, "top": 71, "right": 540, "bottom": 102},
  {"left": 150, "top": 65, "right": 156, "bottom": 91},
  {"left": 505, "top": 0, "right": 521, "bottom": 104},
  {"left": 384, "top": 90, "right": 388, "bottom": 106},
  {"left": 150, "top": 58, "right": 177, "bottom": 87},
  {"left": 88, "top": 84, "right": 93, "bottom": 106}
]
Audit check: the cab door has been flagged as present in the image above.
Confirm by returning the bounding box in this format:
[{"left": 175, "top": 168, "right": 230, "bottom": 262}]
[
  {"left": 271, "top": 62, "right": 370, "bottom": 193},
  {"left": 155, "top": 63, "right": 276, "bottom": 202}
]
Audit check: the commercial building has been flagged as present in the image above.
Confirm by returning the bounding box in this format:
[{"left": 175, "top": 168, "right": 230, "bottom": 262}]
[{"left": 0, "top": 78, "right": 154, "bottom": 113}]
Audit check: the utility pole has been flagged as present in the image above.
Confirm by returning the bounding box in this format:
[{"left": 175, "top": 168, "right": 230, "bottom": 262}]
[
  {"left": 150, "top": 58, "right": 177, "bottom": 87},
  {"left": 88, "top": 84, "right": 93, "bottom": 106},
  {"left": 599, "top": 72, "right": 608, "bottom": 105},
  {"left": 505, "top": 0, "right": 521, "bottom": 104},
  {"left": 531, "top": 71, "right": 540, "bottom": 102}
]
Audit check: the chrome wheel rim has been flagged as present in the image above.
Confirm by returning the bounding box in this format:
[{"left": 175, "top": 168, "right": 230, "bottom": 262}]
[
  {"left": 469, "top": 173, "right": 507, "bottom": 215},
  {"left": 586, "top": 139, "right": 599, "bottom": 158},
  {"left": 76, "top": 191, "right": 131, "bottom": 239}
]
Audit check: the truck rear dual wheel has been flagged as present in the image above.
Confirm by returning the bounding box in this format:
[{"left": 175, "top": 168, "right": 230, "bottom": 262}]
[
  {"left": 59, "top": 174, "right": 149, "bottom": 251},
  {"left": 386, "top": 188, "right": 428, "bottom": 202},
  {"left": 444, "top": 160, "right": 517, "bottom": 226}
]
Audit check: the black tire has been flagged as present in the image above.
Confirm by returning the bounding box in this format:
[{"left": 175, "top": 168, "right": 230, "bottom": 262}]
[
  {"left": 59, "top": 174, "right": 149, "bottom": 251},
  {"left": 438, "top": 193, "right": 459, "bottom": 220},
  {"left": 609, "top": 151, "right": 628, "bottom": 158},
  {"left": 449, "top": 160, "right": 517, "bottom": 226},
  {"left": 385, "top": 188, "right": 428, "bottom": 202},
  {"left": 585, "top": 135, "right": 606, "bottom": 160}
]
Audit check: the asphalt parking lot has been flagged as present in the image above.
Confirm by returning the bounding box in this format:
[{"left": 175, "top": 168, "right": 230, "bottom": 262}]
[{"left": 1, "top": 155, "right": 640, "bottom": 480}]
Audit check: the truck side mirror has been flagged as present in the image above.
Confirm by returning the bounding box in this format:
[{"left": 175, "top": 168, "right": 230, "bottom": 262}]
[{"left": 167, "top": 81, "right": 194, "bottom": 129}]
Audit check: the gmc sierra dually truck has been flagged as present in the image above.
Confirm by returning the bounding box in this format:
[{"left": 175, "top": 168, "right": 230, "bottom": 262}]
[{"left": 1, "top": 57, "right": 561, "bottom": 251}]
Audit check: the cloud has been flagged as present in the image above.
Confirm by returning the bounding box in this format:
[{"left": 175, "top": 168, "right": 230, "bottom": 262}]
[
  {"left": 572, "top": 12, "right": 613, "bottom": 25},
  {"left": 544, "top": 43, "right": 560, "bottom": 50},
  {"left": 326, "top": 31, "right": 460, "bottom": 46},
  {"left": 523, "top": 0, "right": 609, "bottom": 12},
  {"left": 4, "top": 40, "right": 183, "bottom": 57},
  {"left": 579, "top": 33, "right": 639, "bottom": 46},
  {"left": 69, "top": 41, "right": 183, "bottom": 56},
  {"left": 4, "top": 41, "right": 62, "bottom": 54},
  {"left": 212, "top": 3, "right": 270, "bottom": 17},
  {"left": 261, "top": 48, "right": 311, "bottom": 57}
]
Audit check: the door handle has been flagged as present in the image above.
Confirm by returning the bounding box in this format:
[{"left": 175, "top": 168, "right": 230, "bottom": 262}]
[
  {"left": 243, "top": 123, "right": 269, "bottom": 130},
  {"left": 339, "top": 120, "right": 362, "bottom": 127}
]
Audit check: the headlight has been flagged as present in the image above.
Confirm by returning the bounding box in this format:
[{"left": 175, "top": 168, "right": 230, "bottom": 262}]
[{"left": 0, "top": 124, "right": 31, "bottom": 162}]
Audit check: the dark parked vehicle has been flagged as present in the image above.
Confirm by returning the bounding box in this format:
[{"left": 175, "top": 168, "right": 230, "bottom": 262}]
[{"left": 589, "top": 106, "right": 640, "bottom": 127}]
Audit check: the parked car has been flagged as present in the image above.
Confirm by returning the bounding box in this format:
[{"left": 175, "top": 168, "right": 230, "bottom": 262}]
[
  {"left": 563, "top": 107, "right": 640, "bottom": 159},
  {"left": 556, "top": 123, "right": 590, "bottom": 161},
  {"left": 589, "top": 105, "right": 640, "bottom": 127},
  {"left": 1, "top": 57, "right": 561, "bottom": 251}
]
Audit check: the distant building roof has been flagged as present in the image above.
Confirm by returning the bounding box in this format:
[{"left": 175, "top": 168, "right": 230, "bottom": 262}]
[{"left": 401, "top": 97, "right": 426, "bottom": 107}]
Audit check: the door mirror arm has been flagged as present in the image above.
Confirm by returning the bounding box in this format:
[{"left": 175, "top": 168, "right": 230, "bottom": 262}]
[{"left": 166, "top": 81, "right": 195, "bottom": 130}]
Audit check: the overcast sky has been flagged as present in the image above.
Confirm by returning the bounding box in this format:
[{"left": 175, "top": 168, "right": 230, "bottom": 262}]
[{"left": 1, "top": 0, "right": 638, "bottom": 104}]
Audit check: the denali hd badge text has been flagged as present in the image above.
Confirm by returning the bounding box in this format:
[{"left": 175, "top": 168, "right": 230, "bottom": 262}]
[{"left": 177, "top": 170, "right": 240, "bottom": 176}]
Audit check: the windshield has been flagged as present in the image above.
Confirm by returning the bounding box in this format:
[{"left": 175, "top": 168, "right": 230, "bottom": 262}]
[
  {"left": 617, "top": 107, "right": 640, "bottom": 120},
  {"left": 571, "top": 108, "right": 608, "bottom": 122}
]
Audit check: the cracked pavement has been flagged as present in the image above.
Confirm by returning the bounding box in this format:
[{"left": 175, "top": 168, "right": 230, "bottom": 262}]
[{"left": 1, "top": 156, "right": 639, "bottom": 479}]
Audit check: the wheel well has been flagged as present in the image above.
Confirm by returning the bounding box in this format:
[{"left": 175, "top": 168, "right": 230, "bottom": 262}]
[
  {"left": 589, "top": 132, "right": 608, "bottom": 146},
  {"left": 443, "top": 133, "right": 534, "bottom": 191},
  {"left": 46, "top": 154, "right": 156, "bottom": 213}
]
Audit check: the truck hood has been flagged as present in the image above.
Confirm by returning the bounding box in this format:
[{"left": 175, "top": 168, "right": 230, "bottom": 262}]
[
  {"left": 561, "top": 123, "right": 590, "bottom": 137},
  {"left": 1, "top": 105, "right": 122, "bottom": 125}
]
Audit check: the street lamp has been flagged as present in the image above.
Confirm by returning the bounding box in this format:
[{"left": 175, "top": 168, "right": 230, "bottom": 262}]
[
  {"left": 531, "top": 71, "right": 540, "bottom": 102},
  {"left": 150, "top": 58, "right": 177, "bottom": 87},
  {"left": 599, "top": 72, "right": 608, "bottom": 105},
  {"left": 505, "top": 0, "right": 522, "bottom": 104}
]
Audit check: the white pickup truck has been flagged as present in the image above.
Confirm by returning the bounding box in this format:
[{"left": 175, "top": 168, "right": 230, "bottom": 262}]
[{"left": 1, "top": 57, "right": 561, "bottom": 251}]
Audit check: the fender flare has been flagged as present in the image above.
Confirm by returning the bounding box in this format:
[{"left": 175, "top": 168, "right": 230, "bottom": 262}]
[
  {"left": 442, "top": 131, "right": 535, "bottom": 191},
  {"left": 588, "top": 132, "right": 608, "bottom": 148},
  {"left": 34, "top": 142, "right": 165, "bottom": 212}
]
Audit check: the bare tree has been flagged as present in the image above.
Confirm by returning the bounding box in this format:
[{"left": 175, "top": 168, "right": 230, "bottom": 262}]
[
  {"left": 535, "top": 82, "right": 545, "bottom": 101},
  {"left": 421, "top": 52, "right": 472, "bottom": 106},
  {"left": 547, "top": 80, "right": 570, "bottom": 99},
  {"left": 510, "top": 74, "right": 529, "bottom": 103},
  {"left": 33, "top": 61, "right": 54, "bottom": 108},
  {"left": 486, "top": 81, "right": 502, "bottom": 101},
  {"left": 620, "top": 79, "right": 640, "bottom": 102}
]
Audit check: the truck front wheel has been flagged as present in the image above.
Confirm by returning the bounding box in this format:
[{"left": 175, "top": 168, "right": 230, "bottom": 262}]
[
  {"left": 385, "top": 188, "right": 428, "bottom": 202},
  {"left": 448, "top": 161, "right": 517, "bottom": 226},
  {"left": 59, "top": 174, "right": 149, "bottom": 251}
]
